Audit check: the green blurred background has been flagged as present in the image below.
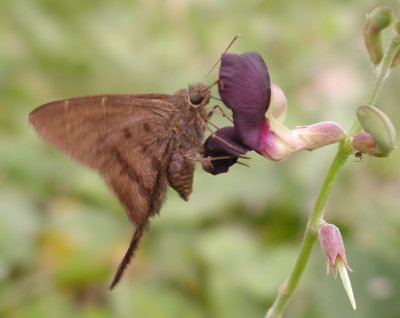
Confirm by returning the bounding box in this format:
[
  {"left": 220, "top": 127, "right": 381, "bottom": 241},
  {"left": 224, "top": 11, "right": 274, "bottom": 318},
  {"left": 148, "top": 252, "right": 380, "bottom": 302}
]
[{"left": 1, "top": 0, "right": 400, "bottom": 317}]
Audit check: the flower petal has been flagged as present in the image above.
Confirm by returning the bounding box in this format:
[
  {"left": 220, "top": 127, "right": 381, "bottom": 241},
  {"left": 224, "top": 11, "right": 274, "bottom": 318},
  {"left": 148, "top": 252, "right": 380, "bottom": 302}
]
[
  {"left": 218, "top": 52, "right": 271, "bottom": 150},
  {"left": 268, "top": 83, "right": 288, "bottom": 123},
  {"left": 203, "top": 126, "right": 250, "bottom": 175},
  {"left": 259, "top": 121, "right": 345, "bottom": 161},
  {"left": 292, "top": 121, "right": 346, "bottom": 150},
  {"left": 259, "top": 122, "right": 296, "bottom": 161}
]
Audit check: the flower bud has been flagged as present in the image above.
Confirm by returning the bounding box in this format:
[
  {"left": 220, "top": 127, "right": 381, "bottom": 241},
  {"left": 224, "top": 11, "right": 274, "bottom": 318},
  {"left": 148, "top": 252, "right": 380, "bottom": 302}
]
[
  {"left": 391, "top": 49, "right": 400, "bottom": 67},
  {"left": 318, "top": 222, "right": 356, "bottom": 310},
  {"left": 364, "top": 6, "right": 393, "bottom": 65},
  {"left": 318, "top": 222, "right": 351, "bottom": 274},
  {"left": 391, "top": 49, "right": 400, "bottom": 68},
  {"left": 352, "top": 131, "right": 383, "bottom": 157},
  {"left": 366, "top": 6, "right": 393, "bottom": 30},
  {"left": 395, "top": 18, "right": 400, "bottom": 35},
  {"left": 356, "top": 105, "right": 396, "bottom": 156},
  {"left": 391, "top": 20, "right": 400, "bottom": 67}
]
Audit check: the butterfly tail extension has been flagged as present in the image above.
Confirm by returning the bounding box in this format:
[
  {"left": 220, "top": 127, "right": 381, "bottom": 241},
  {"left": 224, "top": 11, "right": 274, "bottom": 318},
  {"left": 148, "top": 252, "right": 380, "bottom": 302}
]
[{"left": 109, "top": 221, "right": 148, "bottom": 290}]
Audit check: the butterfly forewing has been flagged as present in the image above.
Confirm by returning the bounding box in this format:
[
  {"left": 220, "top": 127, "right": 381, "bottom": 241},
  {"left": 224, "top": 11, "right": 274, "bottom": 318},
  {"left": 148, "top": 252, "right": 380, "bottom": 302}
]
[
  {"left": 29, "top": 95, "right": 173, "bottom": 169},
  {"left": 29, "top": 94, "right": 175, "bottom": 225}
]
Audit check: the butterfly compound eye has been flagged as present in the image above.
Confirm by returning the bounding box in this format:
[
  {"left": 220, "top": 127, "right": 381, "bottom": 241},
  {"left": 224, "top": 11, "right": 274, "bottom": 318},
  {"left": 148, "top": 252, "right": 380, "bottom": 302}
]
[{"left": 189, "top": 92, "right": 203, "bottom": 107}]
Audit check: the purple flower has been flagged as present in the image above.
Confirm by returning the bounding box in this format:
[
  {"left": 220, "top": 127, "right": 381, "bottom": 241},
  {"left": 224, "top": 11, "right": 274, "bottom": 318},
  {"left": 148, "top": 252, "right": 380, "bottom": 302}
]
[{"left": 203, "top": 52, "right": 345, "bottom": 174}]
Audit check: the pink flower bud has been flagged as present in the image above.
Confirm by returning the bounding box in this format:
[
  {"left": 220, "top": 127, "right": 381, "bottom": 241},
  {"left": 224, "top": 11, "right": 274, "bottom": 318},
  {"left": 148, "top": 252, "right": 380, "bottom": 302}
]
[
  {"left": 318, "top": 222, "right": 351, "bottom": 274},
  {"left": 352, "top": 131, "right": 383, "bottom": 157},
  {"left": 318, "top": 222, "right": 356, "bottom": 310}
]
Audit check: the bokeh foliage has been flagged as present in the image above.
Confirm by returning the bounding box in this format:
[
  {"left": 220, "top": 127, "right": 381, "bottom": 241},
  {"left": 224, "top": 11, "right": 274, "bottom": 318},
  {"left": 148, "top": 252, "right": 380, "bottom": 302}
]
[{"left": 1, "top": 0, "right": 400, "bottom": 317}]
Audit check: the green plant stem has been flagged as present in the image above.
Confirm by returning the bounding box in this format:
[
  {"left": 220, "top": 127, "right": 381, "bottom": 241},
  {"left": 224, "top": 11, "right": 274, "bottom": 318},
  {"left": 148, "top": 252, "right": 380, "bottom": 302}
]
[{"left": 265, "top": 33, "right": 400, "bottom": 318}]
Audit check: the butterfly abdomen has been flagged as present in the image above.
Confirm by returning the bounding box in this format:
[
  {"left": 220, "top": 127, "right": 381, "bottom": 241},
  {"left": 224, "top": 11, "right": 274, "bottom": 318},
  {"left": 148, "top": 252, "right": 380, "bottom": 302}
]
[{"left": 167, "top": 151, "right": 195, "bottom": 201}]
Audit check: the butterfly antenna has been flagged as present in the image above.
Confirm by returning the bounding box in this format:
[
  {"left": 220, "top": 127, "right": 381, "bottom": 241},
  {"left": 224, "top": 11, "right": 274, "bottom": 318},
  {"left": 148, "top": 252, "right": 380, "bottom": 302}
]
[
  {"left": 204, "top": 34, "right": 244, "bottom": 80},
  {"left": 109, "top": 221, "right": 147, "bottom": 290}
]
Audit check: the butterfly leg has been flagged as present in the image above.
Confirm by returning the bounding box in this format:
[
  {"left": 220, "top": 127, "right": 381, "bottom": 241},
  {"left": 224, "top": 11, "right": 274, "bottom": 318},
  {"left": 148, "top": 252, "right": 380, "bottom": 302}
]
[{"left": 207, "top": 105, "right": 233, "bottom": 122}]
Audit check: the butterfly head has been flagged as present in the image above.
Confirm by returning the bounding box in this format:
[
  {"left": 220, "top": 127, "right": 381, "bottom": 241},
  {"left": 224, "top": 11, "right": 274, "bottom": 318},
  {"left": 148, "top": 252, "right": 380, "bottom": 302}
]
[{"left": 187, "top": 83, "right": 211, "bottom": 109}]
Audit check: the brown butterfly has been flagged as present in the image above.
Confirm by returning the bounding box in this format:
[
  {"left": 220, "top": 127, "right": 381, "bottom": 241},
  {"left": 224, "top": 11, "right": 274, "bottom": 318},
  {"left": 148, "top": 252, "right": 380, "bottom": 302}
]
[{"left": 29, "top": 84, "right": 212, "bottom": 289}]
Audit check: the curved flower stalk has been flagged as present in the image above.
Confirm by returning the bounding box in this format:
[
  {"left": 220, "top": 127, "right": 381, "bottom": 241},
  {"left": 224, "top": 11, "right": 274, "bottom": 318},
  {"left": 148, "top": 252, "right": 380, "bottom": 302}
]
[{"left": 203, "top": 52, "right": 345, "bottom": 174}]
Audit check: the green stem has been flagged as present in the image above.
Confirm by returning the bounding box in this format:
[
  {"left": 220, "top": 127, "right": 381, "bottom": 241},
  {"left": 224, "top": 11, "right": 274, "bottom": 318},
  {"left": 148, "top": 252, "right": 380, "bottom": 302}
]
[{"left": 265, "top": 33, "right": 400, "bottom": 318}]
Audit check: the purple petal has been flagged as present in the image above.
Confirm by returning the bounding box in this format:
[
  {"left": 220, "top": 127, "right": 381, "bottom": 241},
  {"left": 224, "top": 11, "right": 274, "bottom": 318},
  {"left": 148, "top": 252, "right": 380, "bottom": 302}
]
[
  {"left": 218, "top": 52, "right": 271, "bottom": 151},
  {"left": 203, "top": 126, "right": 249, "bottom": 175}
]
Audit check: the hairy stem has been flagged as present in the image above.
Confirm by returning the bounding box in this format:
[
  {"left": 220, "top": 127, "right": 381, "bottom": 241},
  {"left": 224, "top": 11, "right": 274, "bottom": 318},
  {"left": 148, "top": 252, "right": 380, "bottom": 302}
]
[{"left": 265, "top": 33, "right": 400, "bottom": 318}]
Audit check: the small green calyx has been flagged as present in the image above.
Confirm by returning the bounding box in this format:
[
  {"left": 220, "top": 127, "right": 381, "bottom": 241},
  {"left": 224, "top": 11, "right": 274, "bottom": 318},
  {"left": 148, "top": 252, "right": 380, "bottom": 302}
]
[{"left": 356, "top": 105, "right": 396, "bottom": 156}]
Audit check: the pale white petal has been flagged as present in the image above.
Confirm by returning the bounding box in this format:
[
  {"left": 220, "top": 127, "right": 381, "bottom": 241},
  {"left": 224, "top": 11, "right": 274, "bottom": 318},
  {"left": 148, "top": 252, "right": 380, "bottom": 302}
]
[{"left": 337, "top": 259, "right": 357, "bottom": 310}]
